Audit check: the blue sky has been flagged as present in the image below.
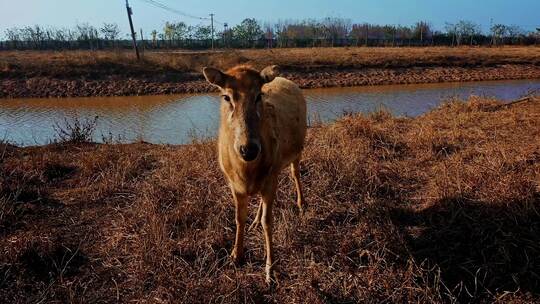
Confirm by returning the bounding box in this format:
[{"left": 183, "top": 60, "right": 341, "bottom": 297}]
[{"left": 1, "top": 0, "right": 539, "bottom": 38}]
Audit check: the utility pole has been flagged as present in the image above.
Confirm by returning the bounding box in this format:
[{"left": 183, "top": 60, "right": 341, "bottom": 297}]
[
  {"left": 420, "top": 23, "right": 423, "bottom": 45},
  {"left": 223, "top": 23, "right": 228, "bottom": 48},
  {"left": 490, "top": 18, "right": 494, "bottom": 46},
  {"left": 365, "top": 24, "right": 369, "bottom": 46},
  {"left": 210, "top": 13, "right": 215, "bottom": 50},
  {"left": 140, "top": 28, "right": 144, "bottom": 57},
  {"left": 452, "top": 25, "right": 456, "bottom": 47},
  {"left": 125, "top": 0, "right": 140, "bottom": 60},
  {"left": 392, "top": 25, "right": 396, "bottom": 47}
]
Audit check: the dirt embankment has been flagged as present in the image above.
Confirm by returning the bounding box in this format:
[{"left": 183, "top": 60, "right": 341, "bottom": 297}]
[
  {"left": 1, "top": 47, "right": 540, "bottom": 98},
  {"left": 1, "top": 97, "right": 540, "bottom": 303},
  {"left": 2, "top": 64, "right": 540, "bottom": 98}
]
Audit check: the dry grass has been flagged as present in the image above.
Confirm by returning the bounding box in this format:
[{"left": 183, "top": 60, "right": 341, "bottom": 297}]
[
  {"left": 2, "top": 46, "right": 540, "bottom": 78},
  {"left": 1, "top": 97, "right": 540, "bottom": 303},
  {"left": 237, "top": 46, "right": 540, "bottom": 70}
]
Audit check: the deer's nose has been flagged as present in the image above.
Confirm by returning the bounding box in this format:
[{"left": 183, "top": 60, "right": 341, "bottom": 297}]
[{"left": 239, "top": 142, "right": 260, "bottom": 161}]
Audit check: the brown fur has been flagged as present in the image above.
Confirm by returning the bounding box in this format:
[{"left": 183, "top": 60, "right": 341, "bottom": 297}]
[{"left": 203, "top": 65, "right": 307, "bottom": 283}]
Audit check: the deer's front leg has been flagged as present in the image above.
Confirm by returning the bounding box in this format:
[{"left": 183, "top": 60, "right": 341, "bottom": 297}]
[
  {"left": 260, "top": 178, "right": 277, "bottom": 284},
  {"left": 231, "top": 191, "right": 248, "bottom": 264}
]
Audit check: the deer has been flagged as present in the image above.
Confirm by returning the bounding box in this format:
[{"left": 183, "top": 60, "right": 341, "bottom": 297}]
[{"left": 202, "top": 65, "right": 307, "bottom": 284}]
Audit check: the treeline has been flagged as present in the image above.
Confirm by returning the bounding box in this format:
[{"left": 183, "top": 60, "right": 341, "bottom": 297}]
[
  {"left": 2, "top": 23, "right": 122, "bottom": 50},
  {"left": 2, "top": 18, "right": 539, "bottom": 50}
]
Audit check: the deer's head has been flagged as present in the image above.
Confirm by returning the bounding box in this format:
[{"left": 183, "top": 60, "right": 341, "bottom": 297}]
[{"left": 203, "top": 65, "right": 279, "bottom": 162}]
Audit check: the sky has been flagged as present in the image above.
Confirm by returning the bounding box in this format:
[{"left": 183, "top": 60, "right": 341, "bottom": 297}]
[{"left": 0, "top": 0, "right": 539, "bottom": 38}]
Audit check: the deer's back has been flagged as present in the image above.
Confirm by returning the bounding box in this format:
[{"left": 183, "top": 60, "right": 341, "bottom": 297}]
[{"left": 262, "top": 77, "right": 307, "bottom": 168}]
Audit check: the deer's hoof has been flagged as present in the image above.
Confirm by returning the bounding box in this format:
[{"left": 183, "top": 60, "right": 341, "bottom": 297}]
[
  {"left": 297, "top": 201, "right": 306, "bottom": 215},
  {"left": 230, "top": 249, "right": 244, "bottom": 266},
  {"left": 265, "top": 265, "right": 278, "bottom": 286}
]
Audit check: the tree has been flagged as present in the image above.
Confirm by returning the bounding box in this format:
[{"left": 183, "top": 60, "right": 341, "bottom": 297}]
[
  {"left": 233, "top": 18, "right": 263, "bottom": 47},
  {"left": 281, "top": 20, "right": 319, "bottom": 47},
  {"left": 445, "top": 22, "right": 457, "bottom": 46},
  {"left": 413, "top": 21, "right": 432, "bottom": 44},
  {"left": 263, "top": 22, "right": 274, "bottom": 48},
  {"left": 5, "top": 28, "right": 21, "bottom": 48},
  {"left": 490, "top": 24, "right": 507, "bottom": 45},
  {"left": 163, "top": 22, "right": 188, "bottom": 46},
  {"left": 53, "top": 28, "right": 67, "bottom": 42},
  {"left": 382, "top": 25, "right": 396, "bottom": 46},
  {"left": 100, "top": 23, "right": 120, "bottom": 41},
  {"left": 322, "top": 17, "right": 351, "bottom": 46},
  {"left": 396, "top": 25, "right": 413, "bottom": 46},
  {"left": 22, "top": 25, "right": 46, "bottom": 49},
  {"left": 163, "top": 22, "right": 175, "bottom": 44},
  {"left": 506, "top": 25, "right": 525, "bottom": 44},
  {"left": 350, "top": 23, "right": 369, "bottom": 46},
  {"left": 274, "top": 20, "right": 289, "bottom": 47},
  {"left": 194, "top": 24, "right": 211, "bottom": 41},
  {"left": 100, "top": 23, "right": 120, "bottom": 48},
  {"left": 76, "top": 23, "right": 99, "bottom": 49},
  {"left": 455, "top": 20, "right": 481, "bottom": 46},
  {"left": 151, "top": 30, "right": 158, "bottom": 47}
]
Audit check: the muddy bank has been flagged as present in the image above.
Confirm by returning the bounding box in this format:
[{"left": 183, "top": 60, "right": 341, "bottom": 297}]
[{"left": 1, "top": 64, "right": 540, "bottom": 98}]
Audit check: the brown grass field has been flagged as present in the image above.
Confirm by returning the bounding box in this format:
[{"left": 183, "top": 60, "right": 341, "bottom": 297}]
[
  {"left": 1, "top": 96, "right": 539, "bottom": 303},
  {"left": 2, "top": 46, "right": 540, "bottom": 98},
  {"left": 2, "top": 46, "right": 540, "bottom": 75}
]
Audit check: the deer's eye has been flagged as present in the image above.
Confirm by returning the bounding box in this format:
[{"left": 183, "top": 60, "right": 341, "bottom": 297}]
[{"left": 222, "top": 95, "right": 231, "bottom": 102}]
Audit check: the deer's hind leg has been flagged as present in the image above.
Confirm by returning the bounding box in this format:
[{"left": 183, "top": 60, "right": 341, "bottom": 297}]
[
  {"left": 248, "top": 200, "right": 262, "bottom": 232},
  {"left": 290, "top": 157, "right": 305, "bottom": 213}
]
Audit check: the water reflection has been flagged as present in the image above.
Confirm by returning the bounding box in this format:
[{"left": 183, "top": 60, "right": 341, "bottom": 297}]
[{"left": 1, "top": 79, "right": 538, "bottom": 146}]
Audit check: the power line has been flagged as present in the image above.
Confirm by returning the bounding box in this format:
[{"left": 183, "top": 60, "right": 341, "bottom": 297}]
[
  {"left": 137, "top": 0, "right": 206, "bottom": 20},
  {"left": 135, "top": 0, "right": 225, "bottom": 25},
  {"left": 213, "top": 19, "right": 225, "bottom": 26}
]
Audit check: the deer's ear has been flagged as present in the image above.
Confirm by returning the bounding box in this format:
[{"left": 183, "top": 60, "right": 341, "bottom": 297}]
[
  {"left": 260, "top": 65, "right": 280, "bottom": 83},
  {"left": 202, "top": 67, "right": 227, "bottom": 88}
]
